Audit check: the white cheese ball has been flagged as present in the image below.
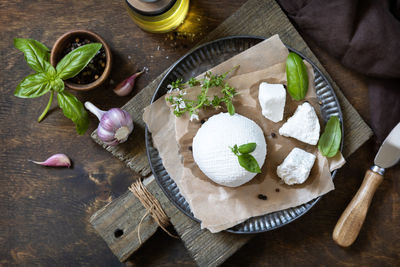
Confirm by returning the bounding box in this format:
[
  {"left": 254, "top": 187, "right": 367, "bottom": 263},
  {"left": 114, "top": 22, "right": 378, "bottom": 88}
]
[{"left": 192, "top": 113, "right": 267, "bottom": 187}]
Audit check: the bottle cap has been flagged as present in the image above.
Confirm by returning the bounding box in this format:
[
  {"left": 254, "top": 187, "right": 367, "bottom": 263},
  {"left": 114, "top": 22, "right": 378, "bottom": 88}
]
[{"left": 126, "top": 0, "right": 176, "bottom": 16}]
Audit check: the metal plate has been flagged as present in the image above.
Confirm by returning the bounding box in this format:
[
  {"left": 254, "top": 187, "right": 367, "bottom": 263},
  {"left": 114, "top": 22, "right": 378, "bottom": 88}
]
[{"left": 145, "top": 36, "right": 343, "bottom": 234}]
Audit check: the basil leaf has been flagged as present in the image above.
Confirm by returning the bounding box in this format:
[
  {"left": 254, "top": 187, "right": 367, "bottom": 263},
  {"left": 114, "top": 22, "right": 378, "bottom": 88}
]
[
  {"left": 57, "top": 91, "right": 89, "bottom": 135},
  {"left": 238, "top": 142, "right": 256, "bottom": 154},
  {"left": 14, "top": 72, "right": 51, "bottom": 98},
  {"left": 56, "top": 43, "right": 102, "bottom": 80},
  {"left": 46, "top": 64, "right": 57, "bottom": 78},
  {"left": 227, "top": 101, "right": 235, "bottom": 115},
  {"left": 286, "top": 52, "right": 308, "bottom": 101},
  {"left": 230, "top": 144, "right": 239, "bottom": 155},
  {"left": 318, "top": 116, "right": 341, "bottom": 157},
  {"left": 14, "top": 38, "right": 51, "bottom": 73},
  {"left": 238, "top": 154, "right": 261, "bottom": 173},
  {"left": 50, "top": 78, "right": 65, "bottom": 92}
]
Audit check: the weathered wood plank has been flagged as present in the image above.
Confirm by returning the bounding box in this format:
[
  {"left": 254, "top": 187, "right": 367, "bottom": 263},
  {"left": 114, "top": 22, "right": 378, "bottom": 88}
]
[
  {"left": 90, "top": 177, "right": 161, "bottom": 262},
  {"left": 90, "top": 175, "right": 252, "bottom": 266},
  {"left": 145, "top": 179, "right": 252, "bottom": 267}
]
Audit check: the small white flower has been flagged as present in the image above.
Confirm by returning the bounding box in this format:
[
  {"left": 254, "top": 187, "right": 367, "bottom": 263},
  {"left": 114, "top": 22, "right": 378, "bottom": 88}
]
[
  {"left": 178, "top": 101, "right": 186, "bottom": 109},
  {"left": 179, "top": 90, "right": 187, "bottom": 96},
  {"left": 167, "top": 84, "right": 173, "bottom": 93},
  {"left": 171, "top": 103, "right": 178, "bottom": 110},
  {"left": 190, "top": 113, "right": 199, "bottom": 121}
]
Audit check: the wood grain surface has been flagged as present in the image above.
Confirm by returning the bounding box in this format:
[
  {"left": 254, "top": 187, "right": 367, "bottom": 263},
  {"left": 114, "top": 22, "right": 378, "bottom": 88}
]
[{"left": 0, "top": 0, "right": 399, "bottom": 266}]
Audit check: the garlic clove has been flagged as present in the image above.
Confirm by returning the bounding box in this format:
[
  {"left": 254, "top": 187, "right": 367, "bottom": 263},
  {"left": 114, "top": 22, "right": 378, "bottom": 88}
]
[
  {"left": 113, "top": 69, "right": 144, "bottom": 96},
  {"left": 30, "top": 153, "right": 71, "bottom": 167}
]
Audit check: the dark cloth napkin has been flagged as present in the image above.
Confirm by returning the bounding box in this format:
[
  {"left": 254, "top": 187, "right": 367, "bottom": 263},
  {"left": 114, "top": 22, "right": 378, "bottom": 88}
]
[{"left": 278, "top": 0, "right": 400, "bottom": 147}]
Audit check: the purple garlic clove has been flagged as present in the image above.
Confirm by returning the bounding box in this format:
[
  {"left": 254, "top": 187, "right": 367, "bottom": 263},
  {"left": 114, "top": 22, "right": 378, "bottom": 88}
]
[
  {"left": 113, "top": 69, "right": 145, "bottom": 96},
  {"left": 30, "top": 154, "right": 71, "bottom": 167}
]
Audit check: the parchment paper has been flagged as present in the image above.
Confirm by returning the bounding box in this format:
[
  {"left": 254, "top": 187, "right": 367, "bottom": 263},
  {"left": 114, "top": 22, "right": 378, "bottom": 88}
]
[{"left": 143, "top": 35, "right": 345, "bottom": 232}]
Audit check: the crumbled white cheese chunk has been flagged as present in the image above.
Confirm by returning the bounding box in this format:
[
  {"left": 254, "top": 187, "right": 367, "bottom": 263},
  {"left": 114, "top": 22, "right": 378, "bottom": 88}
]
[
  {"left": 192, "top": 113, "right": 267, "bottom": 187},
  {"left": 277, "top": 147, "right": 316, "bottom": 185},
  {"left": 279, "top": 102, "right": 320, "bottom": 145},
  {"left": 258, "top": 82, "right": 286, "bottom": 122}
]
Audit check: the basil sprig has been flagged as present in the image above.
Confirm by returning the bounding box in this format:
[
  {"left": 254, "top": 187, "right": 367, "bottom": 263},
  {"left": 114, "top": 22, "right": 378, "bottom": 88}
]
[
  {"left": 286, "top": 52, "right": 309, "bottom": 101},
  {"left": 14, "top": 38, "right": 101, "bottom": 134},
  {"left": 231, "top": 143, "right": 261, "bottom": 173},
  {"left": 318, "top": 116, "right": 342, "bottom": 157}
]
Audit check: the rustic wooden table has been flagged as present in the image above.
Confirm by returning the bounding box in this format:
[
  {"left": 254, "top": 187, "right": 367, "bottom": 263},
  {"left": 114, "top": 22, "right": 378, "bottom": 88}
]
[{"left": 1, "top": 0, "right": 399, "bottom": 266}]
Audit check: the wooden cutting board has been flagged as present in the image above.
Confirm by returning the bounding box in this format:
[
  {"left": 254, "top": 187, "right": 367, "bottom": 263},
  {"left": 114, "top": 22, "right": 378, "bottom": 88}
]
[{"left": 90, "top": 0, "right": 373, "bottom": 266}]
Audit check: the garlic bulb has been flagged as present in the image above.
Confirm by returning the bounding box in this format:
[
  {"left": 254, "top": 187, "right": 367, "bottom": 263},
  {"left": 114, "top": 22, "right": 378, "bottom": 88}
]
[{"left": 85, "top": 101, "right": 134, "bottom": 146}]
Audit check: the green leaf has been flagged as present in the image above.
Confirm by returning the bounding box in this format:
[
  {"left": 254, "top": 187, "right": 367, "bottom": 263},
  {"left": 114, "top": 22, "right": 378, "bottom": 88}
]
[
  {"left": 238, "top": 154, "right": 261, "bottom": 173},
  {"left": 56, "top": 43, "right": 102, "bottom": 80},
  {"left": 14, "top": 72, "right": 51, "bottom": 98},
  {"left": 57, "top": 91, "right": 89, "bottom": 135},
  {"left": 318, "top": 116, "right": 342, "bottom": 157},
  {"left": 46, "top": 64, "right": 57, "bottom": 78},
  {"left": 230, "top": 144, "right": 239, "bottom": 155},
  {"left": 286, "top": 52, "right": 308, "bottom": 101},
  {"left": 14, "top": 38, "right": 51, "bottom": 73},
  {"left": 50, "top": 78, "right": 65, "bottom": 92},
  {"left": 227, "top": 101, "right": 235, "bottom": 115},
  {"left": 238, "top": 143, "right": 256, "bottom": 154}
]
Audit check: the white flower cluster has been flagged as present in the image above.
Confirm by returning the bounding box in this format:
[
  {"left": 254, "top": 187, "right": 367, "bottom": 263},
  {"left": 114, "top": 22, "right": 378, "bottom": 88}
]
[
  {"left": 171, "top": 96, "right": 186, "bottom": 111},
  {"left": 167, "top": 83, "right": 200, "bottom": 121},
  {"left": 167, "top": 84, "right": 188, "bottom": 112}
]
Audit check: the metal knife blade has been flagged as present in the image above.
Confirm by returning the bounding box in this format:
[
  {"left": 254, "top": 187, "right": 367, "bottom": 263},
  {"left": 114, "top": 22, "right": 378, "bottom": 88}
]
[{"left": 374, "top": 122, "right": 400, "bottom": 169}]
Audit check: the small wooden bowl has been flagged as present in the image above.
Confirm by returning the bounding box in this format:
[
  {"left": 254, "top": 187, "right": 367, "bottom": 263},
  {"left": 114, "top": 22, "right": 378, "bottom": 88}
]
[{"left": 50, "top": 30, "right": 112, "bottom": 91}]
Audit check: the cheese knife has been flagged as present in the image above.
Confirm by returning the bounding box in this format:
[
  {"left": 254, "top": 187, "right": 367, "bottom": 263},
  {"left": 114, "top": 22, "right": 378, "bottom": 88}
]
[{"left": 333, "top": 122, "right": 400, "bottom": 247}]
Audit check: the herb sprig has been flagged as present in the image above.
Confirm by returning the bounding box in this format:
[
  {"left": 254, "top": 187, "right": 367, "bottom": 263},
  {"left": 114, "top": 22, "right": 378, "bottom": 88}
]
[
  {"left": 165, "top": 66, "right": 239, "bottom": 121},
  {"left": 14, "top": 38, "right": 102, "bottom": 135},
  {"left": 231, "top": 142, "right": 261, "bottom": 173}
]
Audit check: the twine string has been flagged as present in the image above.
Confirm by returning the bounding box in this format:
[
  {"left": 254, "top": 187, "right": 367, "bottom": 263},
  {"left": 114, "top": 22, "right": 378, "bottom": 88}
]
[{"left": 129, "top": 179, "right": 178, "bottom": 244}]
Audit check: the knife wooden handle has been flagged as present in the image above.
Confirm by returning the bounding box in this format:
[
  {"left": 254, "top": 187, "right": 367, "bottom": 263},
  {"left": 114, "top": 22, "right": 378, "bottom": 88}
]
[{"left": 332, "top": 169, "right": 383, "bottom": 247}]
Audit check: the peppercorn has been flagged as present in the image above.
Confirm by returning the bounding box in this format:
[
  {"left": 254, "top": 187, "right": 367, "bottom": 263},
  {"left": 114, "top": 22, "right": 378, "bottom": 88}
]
[{"left": 258, "top": 194, "right": 267, "bottom": 200}]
